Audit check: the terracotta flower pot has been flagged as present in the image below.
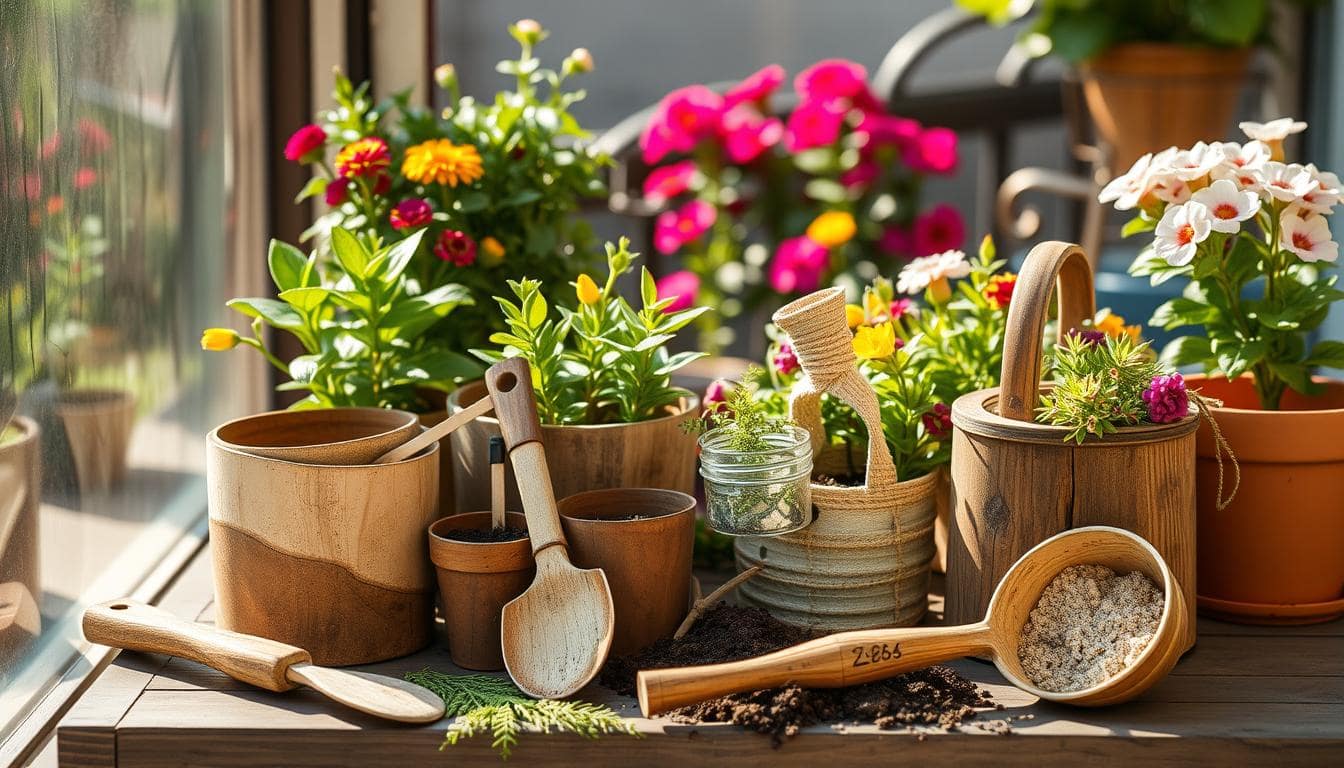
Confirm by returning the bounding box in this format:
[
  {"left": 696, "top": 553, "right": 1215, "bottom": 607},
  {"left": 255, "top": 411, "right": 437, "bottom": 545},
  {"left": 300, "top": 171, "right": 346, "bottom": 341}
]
[
  {"left": 1189, "top": 374, "right": 1344, "bottom": 624},
  {"left": 56, "top": 388, "right": 135, "bottom": 494},
  {"left": 557, "top": 488, "right": 696, "bottom": 655},
  {"left": 1079, "top": 43, "right": 1251, "bottom": 173},
  {"left": 0, "top": 416, "right": 42, "bottom": 670},
  {"left": 428, "top": 512, "right": 533, "bottom": 670},
  {"left": 448, "top": 380, "right": 699, "bottom": 513}
]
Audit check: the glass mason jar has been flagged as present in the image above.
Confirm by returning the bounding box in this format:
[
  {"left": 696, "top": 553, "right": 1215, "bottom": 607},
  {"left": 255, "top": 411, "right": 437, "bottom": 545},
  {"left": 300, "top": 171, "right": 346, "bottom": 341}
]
[{"left": 698, "top": 425, "right": 813, "bottom": 536}]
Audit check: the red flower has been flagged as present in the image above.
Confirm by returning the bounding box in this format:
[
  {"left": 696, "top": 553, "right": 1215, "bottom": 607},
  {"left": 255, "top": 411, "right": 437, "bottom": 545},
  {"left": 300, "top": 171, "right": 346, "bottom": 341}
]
[
  {"left": 40, "top": 133, "right": 61, "bottom": 160},
  {"left": 78, "top": 119, "right": 111, "bottom": 155},
  {"left": 878, "top": 225, "right": 914, "bottom": 256},
  {"left": 435, "top": 230, "right": 477, "bottom": 266},
  {"left": 913, "top": 204, "right": 965, "bottom": 256},
  {"left": 335, "top": 137, "right": 390, "bottom": 179},
  {"left": 389, "top": 198, "right": 432, "bottom": 230},
  {"left": 983, "top": 274, "right": 1017, "bottom": 310},
  {"left": 904, "top": 127, "right": 959, "bottom": 175},
  {"left": 325, "top": 178, "right": 351, "bottom": 206},
  {"left": 372, "top": 173, "right": 391, "bottom": 195},
  {"left": 922, "top": 403, "right": 952, "bottom": 438},
  {"left": 284, "top": 124, "right": 328, "bottom": 163},
  {"left": 74, "top": 167, "right": 97, "bottom": 191}
]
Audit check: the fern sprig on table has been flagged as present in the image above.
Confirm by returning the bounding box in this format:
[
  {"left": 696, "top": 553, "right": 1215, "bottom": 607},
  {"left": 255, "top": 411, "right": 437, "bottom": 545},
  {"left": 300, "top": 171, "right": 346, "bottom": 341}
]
[{"left": 404, "top": 670, "right": 639, "bottom": 760}]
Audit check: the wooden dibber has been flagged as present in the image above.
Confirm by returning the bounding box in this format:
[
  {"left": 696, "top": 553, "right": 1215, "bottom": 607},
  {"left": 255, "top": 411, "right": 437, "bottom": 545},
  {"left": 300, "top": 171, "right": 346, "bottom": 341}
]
[
  {"left": 485, "top": 358, "right": 615, "bottom": 699},
  {"left": 638, "top": 526, "right": 1189, "bottom": 716},
  {"left": 82, "top": 599, "right": 444, "bottom": 723},
  {"left": 490, "top": 436, "right": 506, "bottom": 530}
]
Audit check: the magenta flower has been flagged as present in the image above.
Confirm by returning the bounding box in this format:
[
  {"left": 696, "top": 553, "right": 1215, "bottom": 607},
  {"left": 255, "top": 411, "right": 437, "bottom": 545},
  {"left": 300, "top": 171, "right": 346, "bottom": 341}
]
[
  {"left": 643, "top": 160, "right": 699, "bottom": 204},
  {"left": 878, "top": 224, "right": 914, "bottom": 256},
  {"left": 795, "top": 59, "right": 871, "bottom": 104},
  {"left": 768, "top": 236, "right": 829, "bottom": 294},
  {"left": 284, "top": 124, "right": 327, "bottom": 163},
  {"left": 905, "top": 127, "right": 959, "bottom": 175},
  {"left": 703, "top": 379, "right": 732, "bottom": 417},
  {"left": 640, "top": 85, "right": 724, "bottom": 164},
  {"left": 840, "top": 160, "right": 879, "bottom": 189},
  {"left": 654, "top": 199, "right": 717, "bottom": 254},
  {"left": 655, "top": 270, "right": 701, "bottom": 312},
  {"left": 889, "top": 298, "right": 914, "bottom": 320},
  {"left": 724, "top": 64, "right": 785, "bottom": 107},
  {"left": 922, "top": 403, "right": 953, "bottom": 438},
  {"left": 1143, "top": 373, "right": 1189, "bottom": 424},
  {"left": 389, "top": 198, "right": 432, "bottom": 230},
  {"left": 785, "top": 99, "right": 846, "bottom": 152},
  {"left": 913, "top": 204, "right": 965, "bottom": 256},
  {"left": 435, "top": 230, "right": 477, "bottom": 266},
  {"left": 324, "top": 178, "right": 351, "bottom": 206},
  {"left": 773, "top": 341, "right": 800, "bottom": 376},
  {"left": 721, "top": 104, "right": 784, "bottom": 164},
  {"left": 1066, "top": 328, "right": 1107, "bottom": 346},
  {"left": 857, "top": 113, "right": 920, "bottom": 150}
]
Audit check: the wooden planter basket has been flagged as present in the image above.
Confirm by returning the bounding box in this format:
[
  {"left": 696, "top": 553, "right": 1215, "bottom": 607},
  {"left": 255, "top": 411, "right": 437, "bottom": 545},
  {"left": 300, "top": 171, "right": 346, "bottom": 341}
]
[
  {"left": 734, "top": 288, "right": 939, "bottom": 631},
  {"left": 947, "top": 241, "right": 1198, "bottom": 651}
]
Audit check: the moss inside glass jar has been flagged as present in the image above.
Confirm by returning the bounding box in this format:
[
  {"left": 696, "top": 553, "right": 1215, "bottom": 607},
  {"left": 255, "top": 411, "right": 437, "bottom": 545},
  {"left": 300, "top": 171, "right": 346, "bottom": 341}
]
[{"left": 698, "top": 425, "right": 812, "bottom": 536}]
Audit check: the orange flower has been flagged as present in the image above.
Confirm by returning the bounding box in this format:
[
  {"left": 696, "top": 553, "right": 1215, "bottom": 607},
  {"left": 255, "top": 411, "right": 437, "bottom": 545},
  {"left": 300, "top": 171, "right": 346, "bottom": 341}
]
[
  {"left": 335, "top": 137, "right": 390, "bottom": 179},
  {"left": 1095, "top": 310, "right": 1142, "bottom": 343},
  {"left": 806, "top": 210, "right": 857, "bottom": 248},
  {"left": 481, "top": 236, "right": 505, "bottom": 264},
  {"left": 402, "top": 139, "right": 484, "bottom": 187}
]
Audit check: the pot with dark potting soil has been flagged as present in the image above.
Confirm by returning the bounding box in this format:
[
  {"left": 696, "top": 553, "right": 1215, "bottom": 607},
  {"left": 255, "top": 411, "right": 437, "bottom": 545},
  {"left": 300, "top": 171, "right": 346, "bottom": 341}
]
[
  {"left": 557, "top": 488, "right": 696, "bottom": 655},
  {"left": 1188, "top": 374, "right": 1344, "bottom": 625},
  {"left": 428, "top": 512, "right": 533, "bottom": 670},
  {"left": 0, "top": 416, "right": 42, "bottom": 670},
  {"left": 56, "top": 388, "right": 136, "bottom": 494}
]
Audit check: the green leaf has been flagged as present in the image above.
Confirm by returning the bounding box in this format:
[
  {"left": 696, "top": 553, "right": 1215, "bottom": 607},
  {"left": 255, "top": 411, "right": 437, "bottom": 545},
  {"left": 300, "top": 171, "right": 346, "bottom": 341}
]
[
  {"left": 633, "top": 333, "right": 676, "bottom": 352},
  {"left": 954, "top": 0, "right": 1022, "bottom": 25},
  {"left": 501, "top": 189, "right": 543, "bottom": 207},
  {"left": 268, "top": 240, "right": 309, "bottom": 293},
  {"left": 1188, "top": 0, "right": 1267, "bottom": 46},
  {"left": 804, "top": 179, "right": 848, "bottom": 204},
  {"left": 1267, "top": 361, "right": 1320, "bottom": 395},
  {"left": 293, "top": 176, "right": 328, "bottom": 204},
  {"left": 1150, "top": 298, "right": 1216, "bottom": 329},
  {"left": 526, "top": 292, "right": 549, "bottom": 327},
  {"left": 455, "top": 191, "right": 490, "bottom": 213},
  {"left": 227, "top": 297, "right": 304, "bottom": 330},
  {"left": 1159, "top": 335, "right": 1213, "bottom": 368},
  {"left": 640, "top": 267, "right": 658, "bottom": 308},
  {"left": 1305, "top": 340, "right": 1344, "bottom": 370},
  {"left": 1046, "top": 9, "right": 1115, "bottom": 63},
  {"left": 369, "top": 229, "right": 425, "bottom": 284},
  {"left": 792, "top": 148, "right": 835, "bottom": 175},
  {"left": 330, "top": 228, "right": 370, "bottom": 281},
  {"left": 279, "top": 287, "right": 329, "bottom": 313},
  {"left": 288, "top": 354, "right": 322, "bottom": 383},
  {"left": 1214, "top": 338, "right": 1266, "bottom": 380},
  {"left": 1121, "top": 216, "right": 1156, "bottom": 238}
]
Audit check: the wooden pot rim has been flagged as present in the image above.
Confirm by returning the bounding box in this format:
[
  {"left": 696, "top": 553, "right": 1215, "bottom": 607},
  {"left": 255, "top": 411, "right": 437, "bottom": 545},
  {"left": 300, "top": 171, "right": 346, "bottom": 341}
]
[
  {"left": 556, "top": 488, "right": 696, "bottom": 526},
  {"left": 207, "top": 428, "right": 438, "bottom": 468},
  {"left": 449, "top": 380, "right": 699, "bottom": 431},
  {"left": 55, "top": 388, "right": 134, "bottom": 411},
  {"left": 952, "top": 388, "right": 1198, "bottom": 446},
  {"left": 1, "top": 415, "right": 40, "bottom": 450},
  {"left": 428, "top": 511, "right": 532, "bottom": 573},
  {"left": 212, "top": 407, "right": 419, "bottom": 451}
]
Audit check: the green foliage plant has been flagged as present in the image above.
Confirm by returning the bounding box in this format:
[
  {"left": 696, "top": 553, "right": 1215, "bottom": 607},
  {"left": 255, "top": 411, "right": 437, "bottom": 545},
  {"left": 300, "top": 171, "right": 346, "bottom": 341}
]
[{"left": 1037, "top": 332, "right": 1164, "bottom": 443}]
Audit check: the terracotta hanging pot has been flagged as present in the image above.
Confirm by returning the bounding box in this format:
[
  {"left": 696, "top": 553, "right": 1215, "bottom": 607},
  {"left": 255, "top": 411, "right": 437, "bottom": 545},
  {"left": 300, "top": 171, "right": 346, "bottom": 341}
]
[
  {"left": 1078, "top": 43, "right": 1252, "bottom": 173},
  {"left": 1188, "top": 374, "right": 1344, "bottom": 625}
]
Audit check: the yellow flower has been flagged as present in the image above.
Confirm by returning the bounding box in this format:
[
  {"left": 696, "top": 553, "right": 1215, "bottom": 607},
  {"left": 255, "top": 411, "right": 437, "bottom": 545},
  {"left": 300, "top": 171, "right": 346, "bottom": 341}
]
[
  {"left": 401, "top": 139, "right": 484, "bottom": 187},
  {"left": 575, "top": 273, "right": 601, "bottom": 305},
  {"left": 852, "top": 322, "right": 897, "bottom": 360},
  {"left": 200, "top": 328, "right": 239, "bottom": 351},
  {"left": 1095, "top": 310, "right": 1142, "bottom": 343},
  {"left": 863, "top": 291, "right": 887, "bottom": 322},
  {"left": 845, "top": 303, "right": 865, "bottom": 329},
  {"left": 806, "top": 210, "right": 857, "bottom": 248},
  {"left": 481, "top": 236, "right": 505, "bottom": 264}
]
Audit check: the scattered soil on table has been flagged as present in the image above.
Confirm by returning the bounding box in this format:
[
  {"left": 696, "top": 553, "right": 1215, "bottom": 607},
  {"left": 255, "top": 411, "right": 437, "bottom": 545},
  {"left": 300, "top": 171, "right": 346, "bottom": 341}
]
[
  {"left": 600, "top": 603, "right": 1006, "bottom": 745},
  {"left": 439, "top": 526, "right": 528, "bottom": 543}
]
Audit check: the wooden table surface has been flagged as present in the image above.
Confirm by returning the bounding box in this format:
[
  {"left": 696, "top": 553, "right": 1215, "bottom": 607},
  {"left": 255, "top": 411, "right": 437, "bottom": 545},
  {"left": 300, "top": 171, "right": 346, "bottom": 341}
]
[{"left": 57, "top": 544, "right": 1344, "bottom": 767}]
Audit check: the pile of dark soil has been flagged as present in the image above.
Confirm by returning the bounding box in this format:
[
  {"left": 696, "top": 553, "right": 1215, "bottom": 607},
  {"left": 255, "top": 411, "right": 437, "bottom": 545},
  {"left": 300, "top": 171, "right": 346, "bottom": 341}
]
[
  {"left": 600, "top": 603, "right": 1005, "bottom": 745},
  {"left": 440, "top": 526, "right": 527, "bottom": 543}
]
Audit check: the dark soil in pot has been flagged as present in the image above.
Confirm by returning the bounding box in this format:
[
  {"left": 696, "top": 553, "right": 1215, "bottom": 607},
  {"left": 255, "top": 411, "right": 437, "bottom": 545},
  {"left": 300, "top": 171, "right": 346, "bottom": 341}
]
[{"left": 440, "top": 526, "right": 527, "bottom": 543}]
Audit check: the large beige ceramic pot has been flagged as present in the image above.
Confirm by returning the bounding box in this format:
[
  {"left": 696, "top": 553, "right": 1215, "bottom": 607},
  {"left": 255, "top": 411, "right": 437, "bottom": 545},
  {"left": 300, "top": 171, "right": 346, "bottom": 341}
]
[
  {"left": 0, "top": 416, "right": 42, "bottom": 670},
  {"left": 56, "top": 388, "right": 135, "bottom": 494},
  {"left": 447, "top": 380, "right": 699, "bottom": 513}
]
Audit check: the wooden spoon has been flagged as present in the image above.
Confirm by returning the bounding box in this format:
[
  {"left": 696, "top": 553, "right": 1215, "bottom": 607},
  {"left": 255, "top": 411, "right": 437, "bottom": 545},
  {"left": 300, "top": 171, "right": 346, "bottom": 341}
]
[
  {"left": 638, "top": 526, "right": 1188, "bottom": 715},
  {"left": 485, "top": 357, "right": 615, "bottom": 699},
  {"left": 83, "top": 599, "right": 445, "bottom": 723}
]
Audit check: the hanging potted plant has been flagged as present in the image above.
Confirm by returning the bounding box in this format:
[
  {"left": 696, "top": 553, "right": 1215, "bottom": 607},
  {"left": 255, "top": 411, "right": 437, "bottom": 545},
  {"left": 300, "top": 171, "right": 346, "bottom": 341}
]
[
  {"left": 958, "top": 0, "right": 1312, "bottom": 172},
  {"left": 450, "top": 238, "right": 707, "bottom": 509},
  {"left": 1103, "top": 120, "right": 1344, "bottom": 623}
]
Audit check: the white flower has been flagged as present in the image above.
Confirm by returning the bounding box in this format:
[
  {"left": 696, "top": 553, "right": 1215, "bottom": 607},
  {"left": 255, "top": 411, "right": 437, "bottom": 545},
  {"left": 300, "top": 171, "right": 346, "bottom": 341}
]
[
  {"left": 1279, "top": 208, "right": 1338, "bottom": 262},
  {"left": 1154, "top": 202, "right": 1212, "bottom": 266},
  {"left": 1191, "top": 178, "right": 1261, "bottom": 234},
  {"left": 1239, "top": 117, "right": 1307, "bottom": 142},
  {"left": 1151, "top": 174, "right": 1192, "bottom": 205},
  {"left": 1299, "top": 164, "right": 1342, "bottom": 215},
  {"left": 1216, "top": 140, "right": 1271, "bottom": 172},
  {"left": 896, "top": 250, "right": 971, "bottom": 294},
  {"left": 1168, "top": 141, "right": 1222, "bottom": 181},
  {"left": 1098, "top": 152, "right": 1153, "bottom": 211},
  {"left": 1257, "top": 162, "right": 1316, "bottom": 202}
]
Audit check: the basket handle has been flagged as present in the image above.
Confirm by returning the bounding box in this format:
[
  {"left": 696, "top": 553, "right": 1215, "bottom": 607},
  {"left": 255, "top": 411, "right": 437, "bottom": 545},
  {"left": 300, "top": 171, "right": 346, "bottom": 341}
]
[
  {"left": 998, "top": 241, "right": 1097, "bottom": 422},
  {"left": 773, "top": 288, "right": 900, "bottom": 491}
]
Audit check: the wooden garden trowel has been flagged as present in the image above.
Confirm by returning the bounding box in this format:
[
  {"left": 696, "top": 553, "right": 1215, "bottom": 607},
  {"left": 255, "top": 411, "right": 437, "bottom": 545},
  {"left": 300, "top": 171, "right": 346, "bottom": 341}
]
[{"left": 483, "top": 357, "right": 615, "bottom": 699}]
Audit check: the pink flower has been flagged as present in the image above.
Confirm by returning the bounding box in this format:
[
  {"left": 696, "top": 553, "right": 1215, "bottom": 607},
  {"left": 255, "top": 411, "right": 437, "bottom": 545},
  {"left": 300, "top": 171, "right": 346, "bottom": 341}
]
[
  {"left": 655, "top": 270, "right": 701, "bottom": 311},
  {"left": 640, "top": 85, "right": 724, "bottom": 164},
  {"left": 643, "top": 160, "right": 698, "bottom": 204},
  {"left": 905, "top": 127, "right": 958, "bottom": 175},
  {"left": 721, "top": 104, "right": 783, "bottom": 164},
  {"left": 795, "top": 59, "right": 871, "bottom": 104},
  {"left": 389, "top": 198, "right": 432, "bottom": 230},
  {"left": 725, "top": 64, "right": 785, "bottom": 107},
  {"left": 840, "top": 160, "right": 879, "bottom": 188},
  {"left": 435, "top": 230, "right": 477, "bottom": 266},
  {"left": 78, "top": 119, "right": 111, "bottom": 155},
  {"left": 40, "top": 133, "right": 61, "bottom": 160},
  {"left": 773, "top": 341, "right": 799, "bottom": 375},
  {"left": 857, "top": 113, "right": 920, "bottom": 150},
  {"left": 879, "top": 225, "right": 914, "bottom": 256},
  {"left": 654, "top": 199, "right": 717, "bottom": 254},
  {"left": 768, "top": 236, "right": 829, "bottom": 294},
  {"left": 889, "top": 298, "right": 914, "bottom": 320},
  {"left": 325, "top": 178, "right": 351, "bottom": 206},
  {"left": 922, "top": 403, "right": 952, "bottom": 438},
  {"left": 703, "top": 379, "right": 732, "bottom": 416},
  {"left": 284, "top": 124, "right": 327, "bottom": 163},
  {"left": 20, "top": 173, "right": 41, "bottom": 201},
  {"left": 785, "top": 99, "right": 846, "bottom": 151},
  {"left": 73, "top": 167, "right": 97, "bottom": 191},
  {"left": 1143, "top": 373, "right": 1189, "bottom": 424},
  {"left": 913, "top": 204, "right": 965, "bottom": 256}
]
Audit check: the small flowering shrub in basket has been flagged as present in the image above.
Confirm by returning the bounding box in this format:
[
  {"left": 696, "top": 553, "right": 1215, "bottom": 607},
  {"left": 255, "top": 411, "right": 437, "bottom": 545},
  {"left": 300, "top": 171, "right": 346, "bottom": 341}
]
[{"left": 639, "top": 59, "right": 964, "bottom": 349}]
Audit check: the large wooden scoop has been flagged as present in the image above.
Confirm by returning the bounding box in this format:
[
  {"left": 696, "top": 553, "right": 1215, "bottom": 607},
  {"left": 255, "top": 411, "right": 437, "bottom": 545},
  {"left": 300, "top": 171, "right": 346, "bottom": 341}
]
[
  {"left": 639, "top": 526, "right": 1188, "bottom": 714},
  {"left": 485, "top": 357, "right": 615, "bottom": 698},
  {"left": 83, "top": 600, "right": 445, "bottom": 723}
]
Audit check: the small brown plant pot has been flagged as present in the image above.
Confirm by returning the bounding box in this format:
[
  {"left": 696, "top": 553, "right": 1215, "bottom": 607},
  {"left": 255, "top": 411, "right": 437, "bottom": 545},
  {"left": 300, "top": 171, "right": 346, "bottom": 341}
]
[
  {"left": 428, "top": 512, "right": 533, "bottom": 670},
  {"left": 557, "top": 489, "right": 696, "bottom": 655}
]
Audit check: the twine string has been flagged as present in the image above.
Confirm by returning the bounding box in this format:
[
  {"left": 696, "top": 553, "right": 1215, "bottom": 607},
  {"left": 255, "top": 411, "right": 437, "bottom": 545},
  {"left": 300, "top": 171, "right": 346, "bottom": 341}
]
[{"left": 1191, "top": 391, "right": 1240, "bottom": 511}]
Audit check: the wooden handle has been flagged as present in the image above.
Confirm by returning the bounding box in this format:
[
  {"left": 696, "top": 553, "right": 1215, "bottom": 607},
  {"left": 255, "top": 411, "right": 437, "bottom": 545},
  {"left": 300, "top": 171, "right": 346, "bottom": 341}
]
[
  {"left": 82, "top": 599, "right": 310, "bottom": 692},
  {"left": 484, "top": 358, "right": 566, "bottom": 555},
  {"left": 375, "top": 395, "right": 494, "bottom": 464},
  {"left": 637, "top": 623, "right": 993, "bottom": 716},
  {"left": 997, "top": 241, "right": 1096, "bottom": 422}
]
